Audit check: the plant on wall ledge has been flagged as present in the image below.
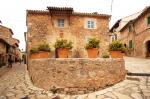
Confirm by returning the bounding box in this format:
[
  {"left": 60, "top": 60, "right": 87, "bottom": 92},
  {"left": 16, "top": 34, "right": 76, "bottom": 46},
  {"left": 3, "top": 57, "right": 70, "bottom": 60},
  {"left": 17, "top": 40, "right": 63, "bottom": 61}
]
[
  {"left": 85, "top": 38, "right": 100, "bottom": 58},
  {"left": 54, "top": 39, "right": 73, "bottom": 58},
  {"left": 30, "top": 47, "right": 39, "bottom": 55},
  {"left": 29, "top": 42, "right": 51, "bottom": 59},
  {"left": 109, "top": 40, "right": 125, "bottom": 58},
  {"left": 101, "top": 51, "right": 110, "bottom": 58},
  {"left": 38, "top": 43, "right": 51, "bottom": 52}
]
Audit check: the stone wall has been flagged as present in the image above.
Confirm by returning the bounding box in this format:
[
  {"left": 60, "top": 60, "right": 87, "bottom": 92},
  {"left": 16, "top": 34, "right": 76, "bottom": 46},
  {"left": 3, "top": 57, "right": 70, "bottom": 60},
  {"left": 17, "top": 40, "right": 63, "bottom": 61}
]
[
  {"left": 119, "top": 9, "right": 150, "bottom": 57},
  {"left": 134, "top": 10, "right": 150, "bottom": 57},
  {"left": 27, "top": 10, "right": 110, "bottom": 58},
  {"left": 0, "top": 42, "right": 6, "bottom": 53},
  {"left": 0, "top": 25, "right": 12, "bottom": 38},
  {"left": 28, "top": 58, "right": 126, "bottom": 94}
]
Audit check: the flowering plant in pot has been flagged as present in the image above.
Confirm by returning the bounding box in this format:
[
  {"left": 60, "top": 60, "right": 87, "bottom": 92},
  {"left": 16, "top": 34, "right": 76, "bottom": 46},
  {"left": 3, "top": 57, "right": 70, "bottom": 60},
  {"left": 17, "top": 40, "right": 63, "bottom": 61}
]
[
  {"left": 85, "top": 38, "right": 100, "bottom": 58},
  {"left": 54, "top": 39, "right": 73, "bottom": 58},
  {"left": 109, "top": 40, "right": 125, "bottom": 58},
  {"left": 29, "top": 42, "right": 51, "bottom": 59}
]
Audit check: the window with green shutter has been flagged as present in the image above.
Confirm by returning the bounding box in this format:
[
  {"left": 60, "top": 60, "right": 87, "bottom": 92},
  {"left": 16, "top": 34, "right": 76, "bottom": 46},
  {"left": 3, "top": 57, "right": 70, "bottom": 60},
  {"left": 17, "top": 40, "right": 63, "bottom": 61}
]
[
  {"left": 147, "top": 16, "right": 150, "bottom": 25},
  {"left": 128, "top": 25, "right": 132, "bottom": 32},
  {"left": 129, "top": 40, "right": 132, "bottom": 48}
]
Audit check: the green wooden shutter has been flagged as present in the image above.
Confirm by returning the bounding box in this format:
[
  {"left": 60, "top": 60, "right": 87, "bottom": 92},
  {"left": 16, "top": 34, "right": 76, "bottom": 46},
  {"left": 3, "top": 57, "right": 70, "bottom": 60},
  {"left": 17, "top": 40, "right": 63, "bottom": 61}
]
[
  {"left": 148, "top": 16, "right": 150, "bottom": 25},
  {"left": 129, "top": 40, "right": 132, "bottom": 48},
  {"left": 128, "top": 25, "right": 132, "bottom": 32}
]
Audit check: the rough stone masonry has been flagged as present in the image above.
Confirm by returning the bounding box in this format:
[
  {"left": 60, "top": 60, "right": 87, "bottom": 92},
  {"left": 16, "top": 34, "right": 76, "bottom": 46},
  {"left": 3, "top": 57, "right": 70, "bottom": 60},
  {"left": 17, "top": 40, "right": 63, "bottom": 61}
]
[{"left": 28, "top": 58, "right": 126, "bottom": 95}]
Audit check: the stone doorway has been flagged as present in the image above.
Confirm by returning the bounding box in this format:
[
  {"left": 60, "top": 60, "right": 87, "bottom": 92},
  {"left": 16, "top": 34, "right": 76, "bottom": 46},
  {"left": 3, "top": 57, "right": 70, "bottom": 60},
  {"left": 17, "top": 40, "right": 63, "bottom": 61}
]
[{"left": 146, "top": 40, "right": 150, "bottom": 57}]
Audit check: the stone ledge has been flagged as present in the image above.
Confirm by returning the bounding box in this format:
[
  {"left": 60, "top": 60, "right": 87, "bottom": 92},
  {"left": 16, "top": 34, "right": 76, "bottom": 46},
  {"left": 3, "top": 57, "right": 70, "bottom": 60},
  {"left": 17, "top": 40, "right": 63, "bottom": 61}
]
[{"left": 28, "top": 58, "right": 126, "bottom": 95}]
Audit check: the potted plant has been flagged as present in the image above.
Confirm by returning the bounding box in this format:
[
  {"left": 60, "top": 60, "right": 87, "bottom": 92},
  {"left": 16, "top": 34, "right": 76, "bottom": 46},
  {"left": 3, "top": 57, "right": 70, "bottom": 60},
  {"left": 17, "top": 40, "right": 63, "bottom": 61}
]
[
  {"left": 54, "top": 39, "right": 73, "bottom": 58},
  {"left": 29, "top": 43, "right": 51, "bottom": 59},
  {"left": 109, "top": 40, "right": 125, "bottom": 58},
  {"left": 101, "top": 51, "right": 110, "bottom": 58},
  {"left": 85, "top": 38, "right": 100, "bottom": 58}
]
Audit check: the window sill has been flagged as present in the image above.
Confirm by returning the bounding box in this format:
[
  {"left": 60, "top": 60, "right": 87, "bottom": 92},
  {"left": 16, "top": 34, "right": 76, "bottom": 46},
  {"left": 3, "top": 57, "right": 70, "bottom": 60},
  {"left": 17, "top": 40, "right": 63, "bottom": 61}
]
[{"left": 84, "top": 28, "right": 97, "bottom": 30}]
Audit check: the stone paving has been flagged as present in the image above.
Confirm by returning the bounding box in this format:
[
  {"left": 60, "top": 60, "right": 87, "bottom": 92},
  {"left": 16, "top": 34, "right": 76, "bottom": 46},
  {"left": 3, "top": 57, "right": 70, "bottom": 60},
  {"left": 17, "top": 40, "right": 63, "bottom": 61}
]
[
  {"left": 0, "top": 57, "right": 150, "bottom": 99},
  {"left": 125, "top": 57, "right": 150, "bottom": 73}
]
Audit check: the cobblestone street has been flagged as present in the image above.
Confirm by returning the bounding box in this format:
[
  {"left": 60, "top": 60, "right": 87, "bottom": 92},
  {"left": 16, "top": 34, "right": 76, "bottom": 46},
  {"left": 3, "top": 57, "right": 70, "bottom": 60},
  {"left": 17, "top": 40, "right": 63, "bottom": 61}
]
[{"left": 0, "top": 57, "right": 150, "bottom": 99}]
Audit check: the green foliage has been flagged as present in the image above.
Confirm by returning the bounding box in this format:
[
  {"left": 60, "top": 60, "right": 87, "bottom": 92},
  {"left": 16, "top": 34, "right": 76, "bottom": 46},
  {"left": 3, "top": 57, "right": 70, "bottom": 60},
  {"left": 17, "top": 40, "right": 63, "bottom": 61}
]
[
  {"left": 30, "top": 47, "right": 38, "bottom": 54},
  {"left": 30, "top": 43, "right": 51, "bottom": 54},
  {"left": 54, "top": 39, "right": 73, "bottom": 50},
  {"left": 101, "top": 52, "right": 110, "bottom": 58},
  {"left": 85, "top": 38, "right": 100, "bottom": 49},
  {"left": 38, "top": 43, "right": 51, "bottom": 52},
  {"left": 109, "top": 40, "right": 125, "bottom": 51}
]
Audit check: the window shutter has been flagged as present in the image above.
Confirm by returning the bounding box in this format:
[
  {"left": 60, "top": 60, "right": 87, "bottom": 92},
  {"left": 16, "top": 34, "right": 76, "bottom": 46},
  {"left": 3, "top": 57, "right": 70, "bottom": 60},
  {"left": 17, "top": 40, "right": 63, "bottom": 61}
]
[
  {"left": 128, "top": 25, "right": 132, "bottom": 32},
  {"left": 129, "top": 40, "right": 132, "bottom": 48},
  {"left": 148, "top": 16, "right": 150, "bottom": 25}
]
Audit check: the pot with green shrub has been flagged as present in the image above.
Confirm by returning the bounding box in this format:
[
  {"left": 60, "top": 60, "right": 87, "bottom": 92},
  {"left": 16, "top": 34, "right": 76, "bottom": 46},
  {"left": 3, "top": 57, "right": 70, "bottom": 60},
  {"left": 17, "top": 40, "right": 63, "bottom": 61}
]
[
  {"left": 101, "top": 52, "right": 110, "bottom": 58},
  {"left": 29, "top": 42, "right": 51, "bottom": 59},
  {"left": 109, "top": 40, "right": 125, "bottom": 58},
  {"left": 85, "top": 38, "right": 100, "bottom": 58},
  {"left": 54, "top": 39, "right": 73, "bottom": 58}
]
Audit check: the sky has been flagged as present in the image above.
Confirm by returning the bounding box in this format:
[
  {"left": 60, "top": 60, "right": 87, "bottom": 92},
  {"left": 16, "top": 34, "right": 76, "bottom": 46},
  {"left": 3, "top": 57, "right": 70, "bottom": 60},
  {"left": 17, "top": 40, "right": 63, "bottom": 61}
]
[{"left": 0, "top": 0, "right": 150, "bottom": 51}]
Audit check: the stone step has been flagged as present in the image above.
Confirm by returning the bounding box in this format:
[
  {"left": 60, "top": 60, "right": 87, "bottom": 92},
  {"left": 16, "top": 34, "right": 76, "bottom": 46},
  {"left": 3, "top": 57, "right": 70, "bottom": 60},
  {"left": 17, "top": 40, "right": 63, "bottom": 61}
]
[{"left": 127, "top": 72, "right": 150, "bottom": 76}]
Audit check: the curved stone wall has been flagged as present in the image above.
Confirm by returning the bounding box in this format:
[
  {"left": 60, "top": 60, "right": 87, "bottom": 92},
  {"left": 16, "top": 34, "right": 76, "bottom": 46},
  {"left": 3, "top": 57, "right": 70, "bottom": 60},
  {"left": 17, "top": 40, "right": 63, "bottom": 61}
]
[{"left": 28, "top": 58, "right": 126, "bottom": 94}]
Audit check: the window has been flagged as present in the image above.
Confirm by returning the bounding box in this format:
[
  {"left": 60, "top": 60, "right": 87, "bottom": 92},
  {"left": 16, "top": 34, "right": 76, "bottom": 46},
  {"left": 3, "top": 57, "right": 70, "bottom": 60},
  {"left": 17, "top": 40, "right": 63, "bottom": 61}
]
[
  {"left": 129, "top": 40, "right": 132, "bottom": 48},
  {"left": 87, "top": 20, "right": 94, "bottom": 29},
  {"left": 147, "top": 16, "right": 150, "bottom": 25},
  {"left": 128, "top": 25, "right": 132, "bottom": 32},
  {"left": 58, "top": 19, "right": 64, "bottom": 27}
]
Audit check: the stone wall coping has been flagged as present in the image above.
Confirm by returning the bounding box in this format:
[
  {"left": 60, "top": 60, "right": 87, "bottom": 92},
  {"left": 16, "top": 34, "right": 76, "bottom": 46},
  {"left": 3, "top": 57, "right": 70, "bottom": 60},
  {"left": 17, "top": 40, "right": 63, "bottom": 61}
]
[
  {"left": 29, "top": 58, "right": 124, "bottom": 61},
  {"left": 28, "top": 57, "right": 125, "bottom": 94}
]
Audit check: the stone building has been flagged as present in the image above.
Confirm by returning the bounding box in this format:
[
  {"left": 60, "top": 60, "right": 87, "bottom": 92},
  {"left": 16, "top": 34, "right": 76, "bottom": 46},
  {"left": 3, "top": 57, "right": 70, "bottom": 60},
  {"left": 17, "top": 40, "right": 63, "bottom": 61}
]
[
  {"left": 0, "top": 24, "right": 20, "bottom": 66},
  {"left": 110, "top": 6, "right": 150, "bottom": 58},
  {"left": 26, "top": 6, "right": 110, "bottom": 58}
]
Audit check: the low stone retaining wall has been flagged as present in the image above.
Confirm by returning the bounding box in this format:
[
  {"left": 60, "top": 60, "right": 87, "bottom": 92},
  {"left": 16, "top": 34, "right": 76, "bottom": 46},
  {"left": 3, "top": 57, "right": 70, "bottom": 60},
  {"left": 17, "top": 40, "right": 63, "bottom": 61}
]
[{"left": 28, "top": 58, "right": 126, "bottom": 94}]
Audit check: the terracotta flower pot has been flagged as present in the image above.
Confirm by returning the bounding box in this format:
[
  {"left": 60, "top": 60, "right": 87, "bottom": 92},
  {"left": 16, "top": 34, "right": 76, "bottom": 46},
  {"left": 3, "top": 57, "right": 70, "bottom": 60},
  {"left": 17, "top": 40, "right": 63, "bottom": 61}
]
[
  {"left": 57, "top": 48, "right": 69, "bottom": 58},
  {"left": 87, "top": 48, "right": 99, "bottom": 58},
  {"left": 29, "top": 51, "right": 50, "bottom": 59},
  {"left": 110, "top": 51, "right": 123, "bottom": 58}
]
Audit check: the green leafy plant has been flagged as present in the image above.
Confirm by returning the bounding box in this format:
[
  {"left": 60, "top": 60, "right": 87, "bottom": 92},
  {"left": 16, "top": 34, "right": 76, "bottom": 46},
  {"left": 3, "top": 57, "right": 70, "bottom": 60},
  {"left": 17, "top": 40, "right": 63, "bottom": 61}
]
[
  {"left": 38, "top": 43, "right": 51, "bottom": 52},
  {"left": 85, "top": 38, "right": 100, "bottom": 49},
  {"left": 30, "top": 43, "right": 51, "bottom": 54},
  {"left": 30, "top": 47, "right": 38, "bottom": 54},
  {"left": 109, "top": 40, "right": 125, "bottom": 51},
  {"left": 101, "top": 52, "right": 110, "bottom": 58},
  {"left": 54, "top": 39, "right": 73, "bottom": 50}
]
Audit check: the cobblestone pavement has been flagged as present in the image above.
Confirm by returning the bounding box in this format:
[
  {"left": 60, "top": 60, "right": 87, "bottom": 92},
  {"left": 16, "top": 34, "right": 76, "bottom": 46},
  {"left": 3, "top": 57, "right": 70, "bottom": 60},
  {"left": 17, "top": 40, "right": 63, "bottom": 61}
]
[
  {"left": 124, "top": 57, "right": 150, "bottom": 73},
  {"left": 0, "top": 57, "right": 150, "bottom": 99}
]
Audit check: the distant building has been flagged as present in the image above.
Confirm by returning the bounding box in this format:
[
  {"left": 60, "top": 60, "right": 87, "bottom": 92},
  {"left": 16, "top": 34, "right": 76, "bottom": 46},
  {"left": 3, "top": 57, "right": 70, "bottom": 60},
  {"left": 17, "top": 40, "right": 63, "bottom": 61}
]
[
  {"left": 0, "top": 24, "right": 20, "bottom": 66},
  {"left": 26, "top": 6, "right": 110, "bottom": 58},
  {"left": 110, "top": 6, "right": 150, "bottom": 58}
]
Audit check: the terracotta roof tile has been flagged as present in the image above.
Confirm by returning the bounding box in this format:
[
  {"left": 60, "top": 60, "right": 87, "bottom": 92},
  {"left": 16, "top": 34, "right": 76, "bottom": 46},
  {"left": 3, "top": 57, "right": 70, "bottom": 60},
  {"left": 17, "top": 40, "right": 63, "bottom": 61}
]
[
  {"left": 73, "top": 12, "right": 110, "bottom": 17},
  {"left": 120, "top": 6, "right": 150, "bottom": 32},
  {"left": 27, "top": 10, "right": 49, "bottom": 14},
  {"left": 0, "top": 25, "right": 14, "bottom": 35},
  {"left": 111, "top": 6, "right": 150, "bottom": 32},
  {"left": 27, "top": 6, "right": 110, "bottom": 18},
  {"left": 47, "top": 6, "right": 73, "bottom": 11}
]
